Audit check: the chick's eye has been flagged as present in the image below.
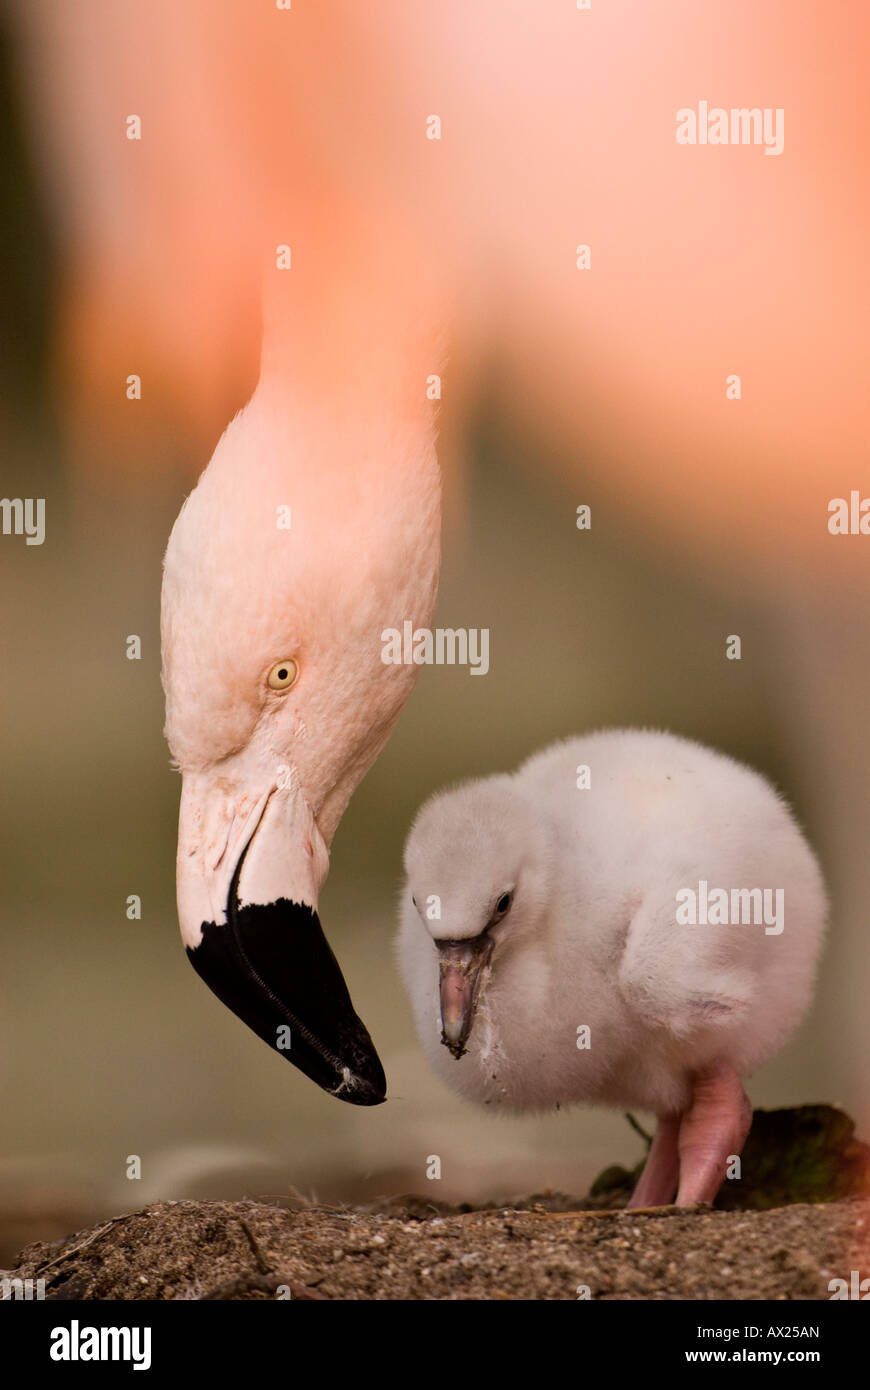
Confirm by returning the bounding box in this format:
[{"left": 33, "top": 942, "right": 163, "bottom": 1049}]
[
  {"left": 496, "top": 892, "right": 513, "bottom": 916},
  {"left": 267, "top": 658, "right": 299, "bottom": 692}
]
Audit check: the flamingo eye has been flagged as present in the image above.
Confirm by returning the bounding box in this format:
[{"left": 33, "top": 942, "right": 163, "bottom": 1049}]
[
  {"left": 267, "top": 659, "right": 299, "bottom": 692},
  {"left": 495, "top": 891, "right": 513, "bottom": 916}
]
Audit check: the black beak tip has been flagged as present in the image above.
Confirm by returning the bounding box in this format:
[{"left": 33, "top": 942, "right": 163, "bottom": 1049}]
[
  {"left": 334, "top": 1065, "right": 387, "bottom": 1107},
  {"left": 441, "top": 1031, "right": 467, "bottom": 1060},
  {"left": 186, "top": 895, "right": 388, "bottom": 1106}
]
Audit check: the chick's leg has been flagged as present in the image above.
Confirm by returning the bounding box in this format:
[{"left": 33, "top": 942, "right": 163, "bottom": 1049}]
[
  {"left": 675, "top": 1060, "right": 752, "bottom": 1206},
  {"left": 628, "top": 1114, "right": 680, "bottom": 1208}
]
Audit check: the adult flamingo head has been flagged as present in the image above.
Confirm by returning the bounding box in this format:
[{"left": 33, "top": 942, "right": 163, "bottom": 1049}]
[{"left": 161, "top": 371, "right": 440, "bottom": 1104}]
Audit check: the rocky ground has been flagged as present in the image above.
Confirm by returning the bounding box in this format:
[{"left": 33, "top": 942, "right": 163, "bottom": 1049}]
[{"left": 5, "top": 1106, "right": 869, "bottom": 1300}]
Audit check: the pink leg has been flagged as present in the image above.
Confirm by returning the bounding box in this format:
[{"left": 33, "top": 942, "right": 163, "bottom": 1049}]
[
  {"left": 675, "top": 1060, "right": 752, "bottom": 1206},
  {"left": 628, "top": 1114, "right": 680, "bottom": 1208}
]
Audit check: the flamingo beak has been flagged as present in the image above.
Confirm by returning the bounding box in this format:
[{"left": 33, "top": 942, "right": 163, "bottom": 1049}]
[{"left": 176, "top": 773, "right": 386, "bottom": 1105}]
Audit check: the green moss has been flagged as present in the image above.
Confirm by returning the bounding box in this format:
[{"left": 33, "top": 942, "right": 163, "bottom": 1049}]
[
  {"left": 715, "top": 1105, "right": 870, "bottom": 1211},
  {"left": 588, "top": 1105, "right": 870, "bottom": 1211}
]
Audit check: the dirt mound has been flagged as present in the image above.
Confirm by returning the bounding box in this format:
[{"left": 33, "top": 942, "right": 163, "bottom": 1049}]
[{"left": 5, "top": 1107, "right": 868, "bottom": 1300}]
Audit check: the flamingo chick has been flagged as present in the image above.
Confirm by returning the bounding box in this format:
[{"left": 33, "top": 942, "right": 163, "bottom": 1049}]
[{"left": 397, "top": 730, "right": 827, "bottom": 1206}]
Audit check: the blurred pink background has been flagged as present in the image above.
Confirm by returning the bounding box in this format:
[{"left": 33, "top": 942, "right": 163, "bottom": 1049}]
[{"left": 1, "top": 1, "right": 867, "bottom": 1256}]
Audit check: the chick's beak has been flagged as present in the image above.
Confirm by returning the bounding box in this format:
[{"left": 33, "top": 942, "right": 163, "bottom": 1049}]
[{"left": 437, "top": 933, "right": 494, "bottom": 1059}]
